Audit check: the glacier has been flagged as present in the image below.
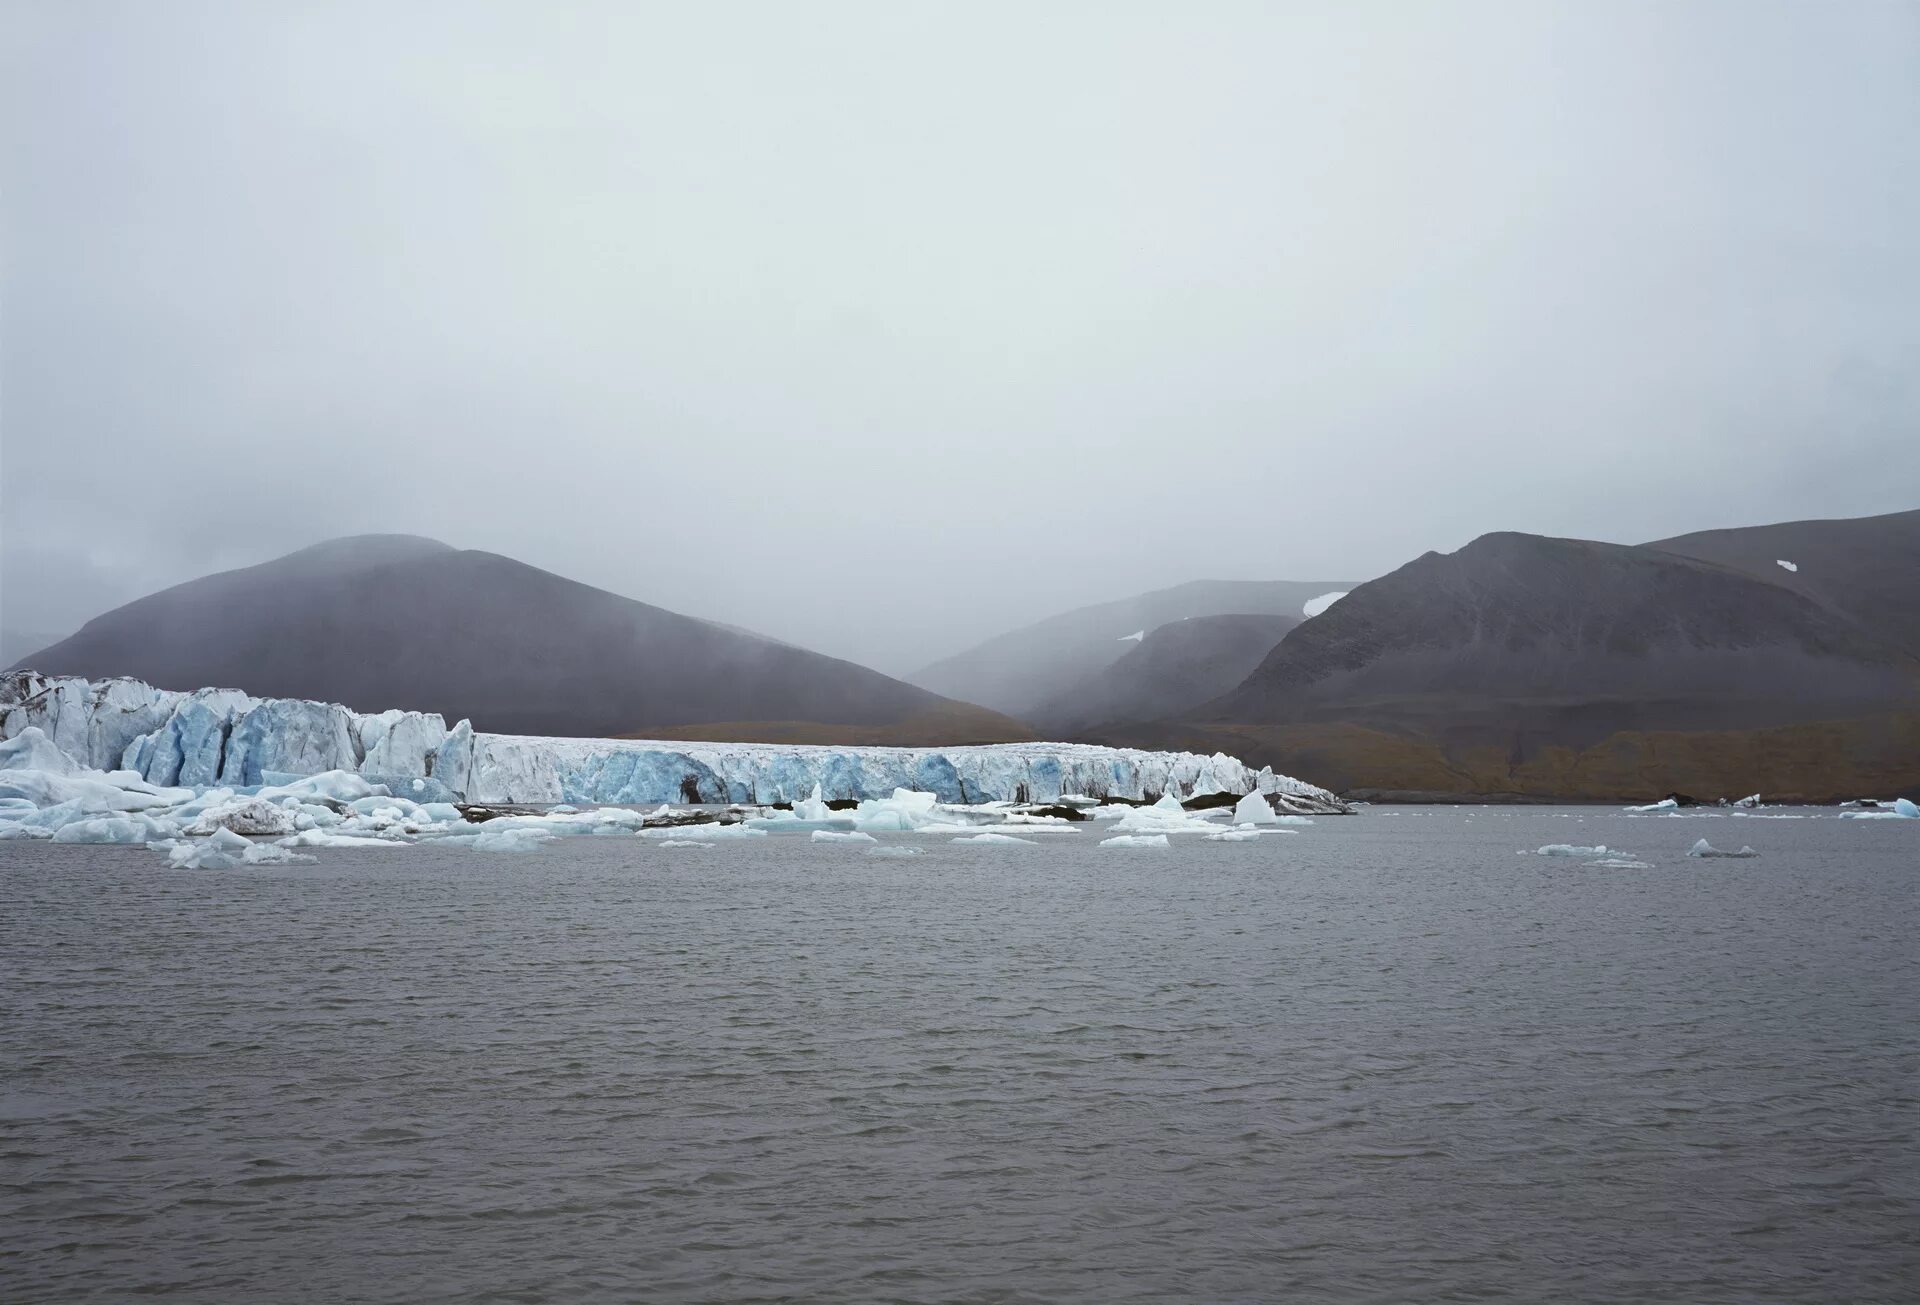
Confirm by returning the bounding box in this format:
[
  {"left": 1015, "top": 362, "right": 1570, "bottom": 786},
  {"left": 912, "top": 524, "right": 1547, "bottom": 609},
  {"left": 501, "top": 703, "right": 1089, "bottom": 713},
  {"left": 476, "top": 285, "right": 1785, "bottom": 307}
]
[{"left": 1, "top": 671, "right": 1347, "bottom": 811}]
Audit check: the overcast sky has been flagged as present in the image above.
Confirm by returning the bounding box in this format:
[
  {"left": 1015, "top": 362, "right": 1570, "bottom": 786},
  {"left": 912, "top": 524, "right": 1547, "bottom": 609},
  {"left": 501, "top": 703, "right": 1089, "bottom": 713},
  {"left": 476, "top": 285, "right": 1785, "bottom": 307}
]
[{"left": 4, "top": 1, "right": 1917, "bottom": 673}]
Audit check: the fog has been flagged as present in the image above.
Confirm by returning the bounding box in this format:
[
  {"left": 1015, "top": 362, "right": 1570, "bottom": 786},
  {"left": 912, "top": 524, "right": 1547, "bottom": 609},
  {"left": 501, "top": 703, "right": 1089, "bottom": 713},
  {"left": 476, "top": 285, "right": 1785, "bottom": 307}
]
[{"left": 4, "top": 1, "right": 1916, "bottom": 674}]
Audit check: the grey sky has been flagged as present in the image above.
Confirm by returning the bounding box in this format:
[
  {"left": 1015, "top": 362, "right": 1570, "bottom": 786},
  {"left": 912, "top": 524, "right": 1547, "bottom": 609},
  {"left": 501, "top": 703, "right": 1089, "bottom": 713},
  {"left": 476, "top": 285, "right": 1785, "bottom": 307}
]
[{"left": 4, "top": 0, "right": 1917, "bottom": 674}]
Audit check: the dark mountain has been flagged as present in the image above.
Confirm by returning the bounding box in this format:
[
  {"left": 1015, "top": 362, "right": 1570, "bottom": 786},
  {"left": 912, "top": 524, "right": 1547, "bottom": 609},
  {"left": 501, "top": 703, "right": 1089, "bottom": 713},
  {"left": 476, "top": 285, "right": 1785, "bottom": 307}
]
[
  {"left": 1650, "top": 508, "right": 1920, "bottom": 657},
  {"left": 1098, "top": 513, "right": 1920, "bottom": 801},
  {"left": 1028, "top": 613, "right": 1299, "bottom": 734},
  {"left": 9, "top": 535, "right": 1030, "bottom": 743},
  {"left": 912, "top": 578, "right": 1355, "bottom": 718}
]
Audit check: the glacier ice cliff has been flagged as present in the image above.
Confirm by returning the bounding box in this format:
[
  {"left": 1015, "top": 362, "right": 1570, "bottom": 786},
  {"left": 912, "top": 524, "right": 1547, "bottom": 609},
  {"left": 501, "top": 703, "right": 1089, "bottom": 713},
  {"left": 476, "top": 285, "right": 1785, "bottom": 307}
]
[{"left": 0, "top": 671, "right": 1348, "bottom": 811}]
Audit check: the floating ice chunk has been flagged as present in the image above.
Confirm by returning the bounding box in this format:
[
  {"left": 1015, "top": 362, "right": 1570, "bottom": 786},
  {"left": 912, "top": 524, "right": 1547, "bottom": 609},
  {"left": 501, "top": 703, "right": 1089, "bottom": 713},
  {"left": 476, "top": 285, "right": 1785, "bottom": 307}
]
[
  {"left": 1234, "top": 791, "right": 1280, "bottom": 826},
  {"left": 1118, "top": 630, "right": 1144, "bottom": 642},
  {"left": 1101, "top": 833, "right": 1170, "bottom": 848},
  {"left": 792, "top": 783, "right": 834, "bottom": 822},
  {"left": 812, "top": 829, "right": 877, "bottom": 843},
  {"left": 1776, "top": 559, "right": 1798, "bottom": 572},
  {"left": 1687, "top": 838, "right": 1758, "bottom": 858},
  {"left": 1625, "top": 798, "right": 1678, "bottom": 813},
  {"left": 1585, "top": 857, "right": 1654, "bottom": 869},
  {"left": 866, "top": 846, "right": 924, "bottom": 858},
  {"left": 952, "top": 832, "right": 1038, "bottom": 845},
  {"left": 168, "top": 826, "right": 314, "bottom": 868},
  {"left": 639, "top": 822, "right": 766, "bottom": 840},
  {"left": 187, "top": 796, "right": 298, "bottom": 837},
  {"left": 280, "top": 829, "right": 408, "bottom": 849},
  {"left": 1733, "top": 794, "right": 1762, "bottom": 808},
  {"left": 470, "top": 826, "right": 555, "bottom": 853},
  {"left": 50, "top": 812, "right": 180, "bottom": 844},
  {"left": 656, "top": 839, "right": 714, "bottom": 849},
  {"left": 1205, "top": 828, "right": 1263, "bottom": 842},
  {"left": 1535, "top": 844, "right": 1614, "bottom": 857},
  {"left": 1302, "top": 590, "right": 1349, "bottom": 618},
  {"left": 1838, "top": 797, "right": 1919, "bottom": 820},
  {"left": 1052, "top": 794, "right": 1100, "bottom": 808},
  {"left": 851, "top": 788, "right": 942, "bottom": 833}
]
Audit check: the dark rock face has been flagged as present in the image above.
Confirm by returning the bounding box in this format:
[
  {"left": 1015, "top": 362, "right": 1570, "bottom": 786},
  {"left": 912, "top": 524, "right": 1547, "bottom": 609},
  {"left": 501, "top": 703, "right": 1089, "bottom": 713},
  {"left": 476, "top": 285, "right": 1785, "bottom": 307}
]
[
  {"left": 9, "top": 535, "right": 1026, "bottom": 742},
  {"left": 1650, "top": 508, "right": 1920, "bottom": 658},
  {"left": 1211, "top": 530, "right": 1919, "bottom": 750},
  {"left": 1030, "top": 613, "right": 1299, "bottom": 734},
  {"left": 911, "top": 578, "right": 1353, "bottom": 718}
]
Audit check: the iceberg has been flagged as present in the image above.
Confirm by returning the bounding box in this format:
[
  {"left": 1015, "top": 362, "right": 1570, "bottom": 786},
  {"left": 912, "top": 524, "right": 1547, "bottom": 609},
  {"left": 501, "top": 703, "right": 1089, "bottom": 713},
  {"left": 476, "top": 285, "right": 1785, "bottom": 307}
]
[
  {"left": 1101, "top": 833, "right": 1170, "bottom": 848},
  {"left": 1233, "top": 791, "right": 1280, "bottom": 826},
  {"left": 951, "top": 832, "right": 1038, "bottom": 845},
  {"left": 1534, "top": 844, "right": 1616, "bottom": 857}
]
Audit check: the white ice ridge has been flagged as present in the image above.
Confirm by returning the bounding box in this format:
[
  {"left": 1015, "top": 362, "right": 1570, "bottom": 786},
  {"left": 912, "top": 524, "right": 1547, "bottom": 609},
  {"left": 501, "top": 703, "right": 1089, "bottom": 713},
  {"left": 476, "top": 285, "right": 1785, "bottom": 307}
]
[{"left": 1, "top": 672, "right": 1347, "bottom": 810}]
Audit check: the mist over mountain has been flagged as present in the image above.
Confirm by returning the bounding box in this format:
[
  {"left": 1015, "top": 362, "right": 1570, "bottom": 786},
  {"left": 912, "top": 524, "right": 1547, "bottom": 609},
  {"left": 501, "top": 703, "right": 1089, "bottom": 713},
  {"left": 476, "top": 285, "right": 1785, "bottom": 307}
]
[
  {"left": 1028, "top": 613, "right": 1300, "bottom": 736},
  {"left": 9, "top": 535, "right": 1028, "bottom": 744},
  {"left": 912, "top": 579, "right": 1354, "bottom": 719}
]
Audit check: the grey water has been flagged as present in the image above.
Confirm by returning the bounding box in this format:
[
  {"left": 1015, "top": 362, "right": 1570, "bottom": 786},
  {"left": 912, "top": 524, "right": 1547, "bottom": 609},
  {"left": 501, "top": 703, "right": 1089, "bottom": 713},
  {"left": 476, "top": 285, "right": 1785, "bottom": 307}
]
[{"left": 2, "top": 807, "right": 1916, "bottom": 1303}]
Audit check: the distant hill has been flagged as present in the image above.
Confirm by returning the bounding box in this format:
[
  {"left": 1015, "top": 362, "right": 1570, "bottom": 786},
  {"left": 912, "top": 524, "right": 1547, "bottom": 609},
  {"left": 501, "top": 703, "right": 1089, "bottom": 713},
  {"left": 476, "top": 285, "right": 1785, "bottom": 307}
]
[
  {"left": 1096, "top": 512, "right": 1920, "bottom": 801},
  {"left": 9, "top": 535, "right": 1029, "bottom": 744},
  {"left": 911, "top": 578, "right": 1355, "bottom": 718},
  {"left": 1027, "top": 613, "right": 1299, "bottom": 735}
]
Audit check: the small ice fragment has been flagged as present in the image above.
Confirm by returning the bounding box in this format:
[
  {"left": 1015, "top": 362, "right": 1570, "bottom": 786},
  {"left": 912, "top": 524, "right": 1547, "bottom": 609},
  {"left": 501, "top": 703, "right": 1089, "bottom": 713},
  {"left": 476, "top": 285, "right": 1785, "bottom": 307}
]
[
  {"left": 866, "top": 846, "right": 924, "bottom": 858},
  {"left": 1776, "top": 559, "right": 1798, "bottom": 572},
  {"left": 951, "top": 832, "right": 1038, "bottom": 845},
  {"left": 1535, "top": 844, "right": 1612, "bottom": 857},
  {"left": 656, "top": 839, "right": 714, "bottom": 849},
  {"left": 1101, "top": 833, "right": 1170, "bottom": 848},
  {"left": 1687, "top": 838, "right": 1758, "bottom": 859},
  {"left": 812, "top": 829, "right": 877, "bottom": 844},
  {"left": 471, "top": 826, "right": 555, "bottom": 853}
]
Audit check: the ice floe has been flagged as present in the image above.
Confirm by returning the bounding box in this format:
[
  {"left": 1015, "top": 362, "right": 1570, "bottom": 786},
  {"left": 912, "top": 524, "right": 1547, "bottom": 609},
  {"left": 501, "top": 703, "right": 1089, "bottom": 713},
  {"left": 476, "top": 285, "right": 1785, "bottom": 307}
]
[
  {"left": 811, "top": 829, "right": 877, "bottom": 844},
  {"left": 1101, "top": 834, "right": 1171, "bottom": 848},
  {"left": 1839, "top": 798, "right": 1919, "bottom": 820}
]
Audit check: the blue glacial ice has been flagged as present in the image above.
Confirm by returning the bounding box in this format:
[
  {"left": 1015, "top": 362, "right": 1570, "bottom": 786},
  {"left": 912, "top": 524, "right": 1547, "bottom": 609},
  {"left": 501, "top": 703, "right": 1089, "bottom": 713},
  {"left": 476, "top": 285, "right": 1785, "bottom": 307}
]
[{"left": 3, "top": 671, "right": 1347, "bottom": 811}]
